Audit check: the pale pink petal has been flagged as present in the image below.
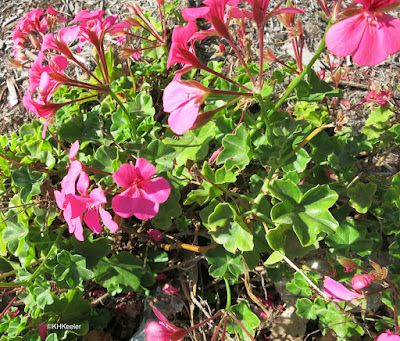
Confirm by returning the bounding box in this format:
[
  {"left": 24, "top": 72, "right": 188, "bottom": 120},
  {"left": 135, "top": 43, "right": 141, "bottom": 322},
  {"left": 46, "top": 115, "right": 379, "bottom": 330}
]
[
  {"left": 77, "top": 171, "right": 90, "bottom": 196},
  {"left": 54, "top": 190, "right": 65, "bottom": 210},
  {"left": 141, "top": 178, "right": 171, "bottom": 204},
  {"left": 326, "top": 14, "right": 367, "bottom": 58},
  {"left": 99, "top": 208, "right": 118, "bottom": 232},
  {"left": 324, "top": 277, "right": 363, "bottom": 302},
  {"left": 84, "top": 208, "right": 102, "bottom": 234},
  {"left": 58, "top": 26, "right": 79, "bottom": 44},
  {"left": 168, "top": 103, "right": 199, "bottom": 135},
  {"left": 68, "top": 140, "right": 80, "bottom": 159},
  {"left": 49, "top": 55, "right": 68, "bottom": 72},
  {"left": 135, "top": 158, "right": 157, "bottom": 180},
  {"left": 182, "top": 7, "right": 210, "bottom": 22},
  {"left": 112, "top": 163, "right": 136, "bottom": 188},
  {"left": 90, "top": 187, "right": 107, "bottom": 205}
]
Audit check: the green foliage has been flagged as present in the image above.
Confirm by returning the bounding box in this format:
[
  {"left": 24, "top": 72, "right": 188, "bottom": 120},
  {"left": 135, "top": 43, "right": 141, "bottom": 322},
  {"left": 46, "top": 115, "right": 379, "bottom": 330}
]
[{"left": 226, "top": 301, "right": 260, "bottom": 341}]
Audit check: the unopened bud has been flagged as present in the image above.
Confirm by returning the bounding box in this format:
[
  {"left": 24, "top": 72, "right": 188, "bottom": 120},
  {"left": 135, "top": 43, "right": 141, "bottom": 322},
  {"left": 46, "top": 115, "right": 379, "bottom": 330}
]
[
  {"left": 337, "top": 258, "right": 362, "bottom": 273},
  {"left": 351, "top": 273, "right": 375, "bottom": 290},
  {"left": 318, "top": 69, "right": 325, "bottom": 80}
]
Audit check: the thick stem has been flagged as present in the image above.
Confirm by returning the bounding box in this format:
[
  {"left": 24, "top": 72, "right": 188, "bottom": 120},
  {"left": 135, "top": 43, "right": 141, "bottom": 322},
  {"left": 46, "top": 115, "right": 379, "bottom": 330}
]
[{"left": 267, "top": 23, "right": 331, "bottom": 118}]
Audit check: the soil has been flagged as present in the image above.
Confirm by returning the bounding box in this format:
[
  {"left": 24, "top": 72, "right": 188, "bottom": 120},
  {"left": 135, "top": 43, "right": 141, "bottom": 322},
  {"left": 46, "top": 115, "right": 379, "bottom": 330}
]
[{"left": 1, "top": 1, "right": 400, "bottom": 340}]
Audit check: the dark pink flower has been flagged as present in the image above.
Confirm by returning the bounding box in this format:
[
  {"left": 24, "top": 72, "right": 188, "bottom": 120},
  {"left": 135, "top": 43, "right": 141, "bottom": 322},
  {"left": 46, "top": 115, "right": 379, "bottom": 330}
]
[
  {"left": 145, "top": 308, "right": 187, "bottom": 341},
  {"left": 156, "top": 273, "right": 168, "bottom": 281},
  {"left": 148, "top": 229, "right": 163, "bottom": 241},
  {"left": 163, "top": 80, "right": 210, "bottom": 135},
  {"left": 112, "top": 159, "right": 171, "bottom": 220},
  {"left": 162, "top": 283, "right": 180, "bottom": 295},
  {"left": 351, "top": 273, "right": 375, "bottom": 290},
  {"left": 376, "top": 330, "right": 400, "bottom": 341},
  {"left": 239, "top": 0, "right": 305, "bottom": 28},
  {"left": 323, "top": 277, "right": 363, "bottom": 302},
  {"left": 326, "top": 0, "right": 400, "bottom": 66},
  {"left": 182, "top": 0, "right": 240, "bottom": 39},
  {"left": 167, "top": 21, "right": 201, "bottom": 70}
]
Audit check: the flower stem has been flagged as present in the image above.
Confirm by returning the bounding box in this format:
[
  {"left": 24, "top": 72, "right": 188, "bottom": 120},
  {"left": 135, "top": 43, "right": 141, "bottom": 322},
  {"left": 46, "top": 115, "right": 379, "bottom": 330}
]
[
  {"left": 267, "top": 23, "right": 331, "bottom": 118},
  {"left": 224, "top": 278, "right": 231, "bottom": 311}
]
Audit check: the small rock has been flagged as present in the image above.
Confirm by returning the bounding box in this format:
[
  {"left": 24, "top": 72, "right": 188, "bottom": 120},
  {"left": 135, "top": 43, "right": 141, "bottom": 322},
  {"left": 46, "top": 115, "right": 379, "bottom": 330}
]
[{"left": 0, "top": 39, "right": 4, "bottom": 50}]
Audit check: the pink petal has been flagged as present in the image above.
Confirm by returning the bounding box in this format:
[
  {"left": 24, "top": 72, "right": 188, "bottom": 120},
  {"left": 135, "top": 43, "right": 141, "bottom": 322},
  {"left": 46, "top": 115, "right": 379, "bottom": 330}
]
[
  {"left": 324, "top": 277, "right": 363, "bottom": 302},
  {"left": 162, "top": 283, "right": 180, "bottom": 295},
  {"left": 112, "top": 189, "right": 159, "bottom": 219},
  {"left": 77, "top": 171, "right": 90, "bottom": 196},
  {"left": 113, "top": 163, "right": 136, "bottom": 188},
  {"left": 54, "top": 190, "right": 65, "bottom": 210},
  {"left": 99, "top": 209, "right": 118, "bottom": 232},
  {"left": 69, "top": 216, "right": 84, "bottom": 241},
  {"left": 376, "top": 330, "right": 400, "bottom": 341},
  {"left": 326, "top": 14, "right": 366, "bottom": 59},
  {"left": 168, "top": 103, "right": 199, "bottom": 135},
  {"left": 145, "top": 321, "right": 174, "bottom": 341},
  {"left": 84, "top": 208, "right": 102, "bottom": 234},
  {"left": 90, "top": 187, "right": 107, "bottom": 205},
  {"left": 351, "top": 273, "right": 375, "bottom": 290},
  {"left": 65, "top": 194, "right": 90, "bottom": 218},
  {"left": 148, "top": 229, "right": 163, "bottom": 241},
  {"left": 68, "top": 140, "right": 80, "bottom": 160},
  {"left": 141, "top": 177, "right": 171, "bottom": 204},
  {"left": 135, "top": 158, "right": 157, "bottom": 180}
]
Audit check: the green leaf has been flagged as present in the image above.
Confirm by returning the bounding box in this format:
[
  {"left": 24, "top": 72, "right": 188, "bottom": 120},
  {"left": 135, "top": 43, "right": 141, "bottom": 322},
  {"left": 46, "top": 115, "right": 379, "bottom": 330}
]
[
  {"left": 53, "top": 251, "right": 94, "bottom": 288},
  {"left": 206, "top": 245, "right": 244, "bottom": 280},
  {"left": 286, "top": 272, "right": 319, "bottom": 297},
  {"left": 70, "top": 233, "right": 111, "bottom": 269},
  {"left": 326, "top": 219, "right": 381, "bottom": 257},
  {"left": 363, "top": 106, "right": 394, "bottom": 138},
  {"left": 216, "top": 124, "right": 253, "bottom": 170},
  {"left": 151, "top": 183, "right": 182, "bottom": 229},
  {"left": 91, "top": 145, "right": 119, "bottom": 174},
  {"left": 296, "top": 298, "right": 317, "bottom": 319},
  {"left": 226, "top": 301, "right": 260, "bottom": 341},
  {"left": 296, "top": 69, "right": 343, "bottom": 101},
  {"left": 347, "top": 182, "right": 377, "bottom": 214},
  {"left": 270, "top": 181, "right": 339, "bottom": 246},
  {"left": 11, "top": 166, "right": 45, "bottom": 203},
  {"left": 138, "top": 140, "right": 175, "bottom": 171},
  {"left": 208, "top": 203, "right": 253, "bottom": 253},
  {"left": 93, "top": 252, "right": 153, "bottom": 295},
  {"left": 45, "top": 289, "right": 90, "bottom": 335},
  {"left": 164, "top": 122, "right": 215, "bottom": 165}
]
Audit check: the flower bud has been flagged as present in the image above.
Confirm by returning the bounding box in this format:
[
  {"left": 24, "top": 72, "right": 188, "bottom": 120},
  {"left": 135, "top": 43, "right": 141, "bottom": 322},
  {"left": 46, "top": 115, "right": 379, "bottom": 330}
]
[{"left": 351, "top": 273, "right": 375, "bottom": 290}]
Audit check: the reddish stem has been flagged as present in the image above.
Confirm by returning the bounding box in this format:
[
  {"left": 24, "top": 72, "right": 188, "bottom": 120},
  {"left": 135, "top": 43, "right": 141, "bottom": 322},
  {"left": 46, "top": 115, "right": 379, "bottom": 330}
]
[
  {"left": 0, "top": 287, "right": 23, "bottom": 320},
  {"left": 228, "top": 313, "right": 256, "bottom": 341}
]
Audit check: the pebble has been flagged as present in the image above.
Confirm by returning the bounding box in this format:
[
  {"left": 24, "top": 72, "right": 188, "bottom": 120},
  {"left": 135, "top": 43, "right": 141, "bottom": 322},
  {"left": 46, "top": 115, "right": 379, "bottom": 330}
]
[{"left": 0, "top": 39, "right": 4, "bottom": 50}]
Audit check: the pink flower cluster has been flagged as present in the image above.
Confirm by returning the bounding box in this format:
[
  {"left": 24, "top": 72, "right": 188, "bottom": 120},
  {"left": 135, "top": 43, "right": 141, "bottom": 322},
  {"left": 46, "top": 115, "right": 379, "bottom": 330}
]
[
  {"left": 163, "top": 0, "right": 303, "bottom": 135},
  {"left": 55, "top": 141, "right": 170, "bottom": 241},
  {"left": 15, "top": 8, "right": 129, "bottom": 137}
]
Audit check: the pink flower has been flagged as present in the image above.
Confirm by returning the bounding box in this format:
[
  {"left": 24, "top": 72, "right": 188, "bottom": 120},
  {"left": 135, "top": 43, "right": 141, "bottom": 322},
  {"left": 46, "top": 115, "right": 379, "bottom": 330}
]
[
  {"left": 162, "top": 283, "right": 180, "bottom": 295},
  {"left": 72, "top": 10, "right": 130, "bottom": 50},
  {"left": 325, "top": 0, "right": 400, "bottom": 66},
  {"left": 156, "top": 273, "right": 168, "bottom": 281},
  {"left": 323, "top": 277, "right": 363, "bottom": 302},
  {"left": 145, "top": 308, "right": 187, "bottom": 341},
  {"left": 167, "top": 21, "right": 201, "bottom": 70},
  {"left": 376, "top": 330, "right": 400, "bottom": 341},
  {"left": 163, "top": 80, "right": 210, "bottom": 135},
  {"left": 351, "top": 273, "right": 375, "bottom": 290},
  {"left": 148, "top": 229, "right": 163, "bottom": 241},
  {"left": 112, "top": 159, "right": 171, "bottom": 220},
  {"left": 239, "top": 0, "right": 305, "bottom": 28},
  {"left": 182, "top": 0, "right": 240, "bottom": 39},
  {"left": 54, "top": 160, "right": 118, "bottom": 241}
]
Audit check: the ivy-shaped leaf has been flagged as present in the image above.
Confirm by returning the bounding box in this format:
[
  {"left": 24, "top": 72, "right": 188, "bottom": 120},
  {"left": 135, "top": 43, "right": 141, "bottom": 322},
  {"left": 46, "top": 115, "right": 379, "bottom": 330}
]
[
  {"left": 216, "top": 124, "right": 253, "bottom": 170},
  {"left": 226, "top": 301, "right": 260, "bottom": 341},
  {"left": 347, "top": 182, "right": 377, "bottom": 214},
  {"left": 11, "top": 165, "right": 45, "bottom": 203},
  {"left": 208, "top": 203, "right": 254, "bottom": 253},
  {"left": 270, "top": 180, "right": 339, "bottom": 246},
  {"left": 206, "top": 245, "right": 244, "bottom": 280}
]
